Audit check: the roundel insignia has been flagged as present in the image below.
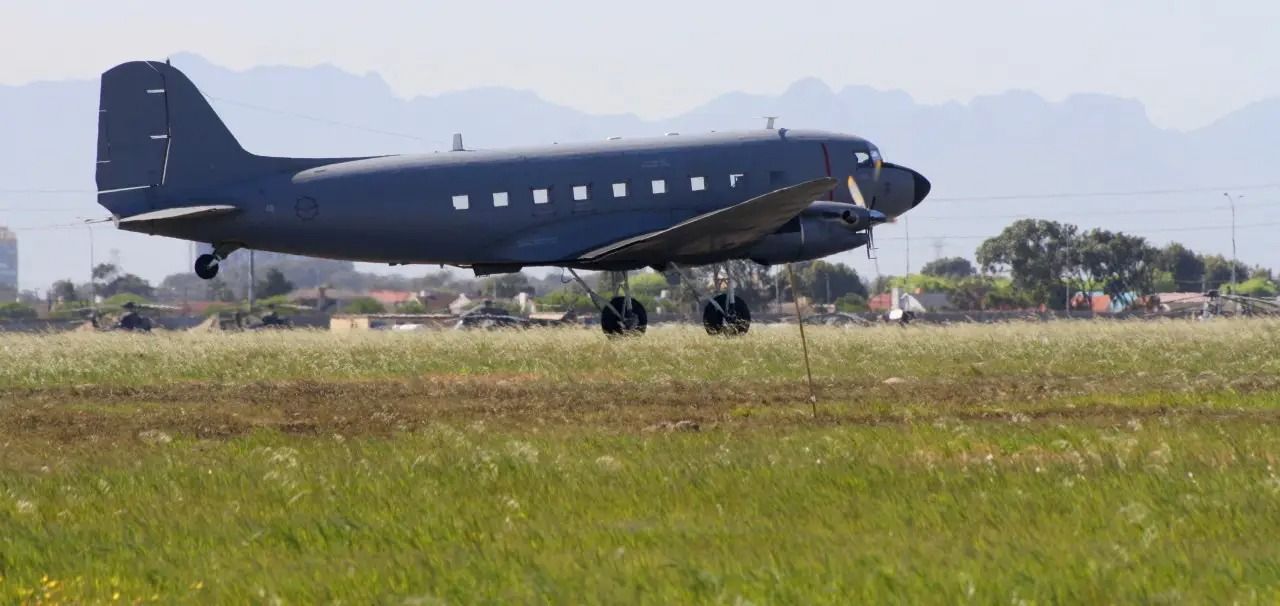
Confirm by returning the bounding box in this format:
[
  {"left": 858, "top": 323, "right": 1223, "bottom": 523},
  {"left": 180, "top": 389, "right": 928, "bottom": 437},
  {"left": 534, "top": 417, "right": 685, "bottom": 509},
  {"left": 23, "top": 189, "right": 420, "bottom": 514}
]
[{"left": 295, "top": 196, "right": 319, "bottom": 220}]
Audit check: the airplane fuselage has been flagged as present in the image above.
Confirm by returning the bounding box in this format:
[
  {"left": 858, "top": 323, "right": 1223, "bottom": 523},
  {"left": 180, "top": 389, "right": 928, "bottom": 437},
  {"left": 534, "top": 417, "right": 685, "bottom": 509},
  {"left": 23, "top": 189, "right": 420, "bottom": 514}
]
[{"left": 126, "top": 129, "right": 927, "bottom": 271}]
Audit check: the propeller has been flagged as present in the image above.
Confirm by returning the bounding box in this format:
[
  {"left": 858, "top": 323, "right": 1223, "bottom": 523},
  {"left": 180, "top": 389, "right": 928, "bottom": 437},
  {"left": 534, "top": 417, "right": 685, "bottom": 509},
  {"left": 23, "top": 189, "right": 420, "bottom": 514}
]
[
  {"left": 846, "top": 174, "right": 889, "bottom": 258},
  {"left": 847, "top": 175, "right": 869, "bottom": 210}
]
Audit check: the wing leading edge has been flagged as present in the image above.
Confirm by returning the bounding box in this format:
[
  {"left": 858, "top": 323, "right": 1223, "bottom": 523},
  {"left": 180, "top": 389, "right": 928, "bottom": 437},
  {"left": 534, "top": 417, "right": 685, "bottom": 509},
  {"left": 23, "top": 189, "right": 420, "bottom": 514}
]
[{"left": 578, "top": 177, "right": 836, "bottom": 263}]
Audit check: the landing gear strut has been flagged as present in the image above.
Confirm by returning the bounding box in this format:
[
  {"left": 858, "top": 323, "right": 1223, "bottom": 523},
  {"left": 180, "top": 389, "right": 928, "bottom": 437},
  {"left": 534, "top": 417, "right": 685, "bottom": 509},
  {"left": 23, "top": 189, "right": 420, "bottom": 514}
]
[
  {"left": 194, "top": 243, "right": 242, "bottom": 280},
  {"left": 567, "top": 269, "right": 648, "bottom": 336}
]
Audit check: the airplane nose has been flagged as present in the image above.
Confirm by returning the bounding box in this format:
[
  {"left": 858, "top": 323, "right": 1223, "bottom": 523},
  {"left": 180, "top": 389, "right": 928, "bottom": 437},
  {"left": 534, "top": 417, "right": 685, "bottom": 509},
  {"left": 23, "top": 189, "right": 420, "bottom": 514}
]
[
  {"left": 910, "top": 169, "right": 931, "bottom": 208},
  {"left": 873, "top": 162, "right": 931, "bottom": 217}
]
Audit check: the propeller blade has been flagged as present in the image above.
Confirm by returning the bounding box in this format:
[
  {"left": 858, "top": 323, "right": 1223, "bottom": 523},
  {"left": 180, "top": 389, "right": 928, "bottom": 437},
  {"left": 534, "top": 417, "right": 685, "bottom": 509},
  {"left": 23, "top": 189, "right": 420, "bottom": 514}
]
[
  {"left": 847, "top": 175, "right": 868, "bottom": 209},
  {"left": 873, "top": 159, "right": 883, "bottom": 182}
]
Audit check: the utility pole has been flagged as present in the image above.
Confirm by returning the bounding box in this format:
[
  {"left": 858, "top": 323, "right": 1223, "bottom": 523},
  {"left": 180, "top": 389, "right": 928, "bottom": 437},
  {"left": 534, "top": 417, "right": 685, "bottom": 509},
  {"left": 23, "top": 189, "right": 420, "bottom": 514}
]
[
  {"left": 774, "top": 270, "right": 781, "bottom": 309},
  {"left": 1222, "top": 193, "right": 1242, "bottom": 294},
  {"left": 904, "top": 215, "right": 912, "bottom": 276},
  {"left": 247, "top": 249, "right": 256, "bottom": 311},
  {"left": 86, "top": 225, "right": 96, "bottom": 310}
]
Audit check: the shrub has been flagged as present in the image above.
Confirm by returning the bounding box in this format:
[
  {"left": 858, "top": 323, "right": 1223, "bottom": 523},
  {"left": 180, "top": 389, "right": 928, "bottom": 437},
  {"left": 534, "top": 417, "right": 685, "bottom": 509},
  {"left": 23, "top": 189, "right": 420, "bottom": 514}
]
[
  {"left": 344, "top": 297, "right": 386, "bottom": 314},
  {"left": 0, "top": 302, "right": 37, "bottom": 320}
]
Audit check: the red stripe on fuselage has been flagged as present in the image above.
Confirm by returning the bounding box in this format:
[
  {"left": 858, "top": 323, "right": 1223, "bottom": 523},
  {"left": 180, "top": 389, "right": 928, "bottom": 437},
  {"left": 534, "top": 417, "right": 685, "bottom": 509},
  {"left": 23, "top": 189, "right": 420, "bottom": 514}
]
[{"left": 820, "top": 143, "right": 834, "bottom": 200}]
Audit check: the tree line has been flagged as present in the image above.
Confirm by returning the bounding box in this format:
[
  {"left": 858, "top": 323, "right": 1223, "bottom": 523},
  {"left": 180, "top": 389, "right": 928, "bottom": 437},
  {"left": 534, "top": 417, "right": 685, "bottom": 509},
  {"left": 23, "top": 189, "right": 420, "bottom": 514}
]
[
  {"left": 6, "top": 217, "right": 1273, "bottom": 320},
  {"left": 973, "top": 219, "right": 1271, "bottom": 309}
]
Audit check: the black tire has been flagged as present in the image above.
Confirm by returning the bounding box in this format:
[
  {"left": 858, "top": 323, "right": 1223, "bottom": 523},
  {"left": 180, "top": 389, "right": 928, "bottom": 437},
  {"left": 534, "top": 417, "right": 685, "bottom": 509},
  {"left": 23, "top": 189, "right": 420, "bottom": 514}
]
[
  {"left": 195, "top": 254, "right": 220, "bottom": 280},
  {"left": 601, "top": 296, "right": 647, "bottom": 336},
  {"left": 703, "top": 294, "right": 751, "bottom": 336}
]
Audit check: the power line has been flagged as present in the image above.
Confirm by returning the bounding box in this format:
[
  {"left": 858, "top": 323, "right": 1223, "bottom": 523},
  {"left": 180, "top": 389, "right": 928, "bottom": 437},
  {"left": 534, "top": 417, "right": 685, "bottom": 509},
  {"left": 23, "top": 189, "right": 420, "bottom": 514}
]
[
  {"left": 7, "top": 179, "right": 1280, "bottom": 202},
  {"left": 0, "top": 188, "right": 94, "bottom": 194},
  {"left": 6, "top": 219, "right": 107, "bottom": 232},
  {"left": 929, "top": 182, "right": 1280, "bottom": 203},
  {"left": 917, "top": 198, "right": 1280, "bottom": 221},
  {"left": 874, "top": 220, "right": 1280, "bottom": 242},
  {"left": 8, "top": 198, "right": 1276, "bottom": 219},
  {"left": 0, "top": 208, "right": 93, "bottom": 213},
  {"left": 202, "top": 92, "right": 448, "bottom": 147}
]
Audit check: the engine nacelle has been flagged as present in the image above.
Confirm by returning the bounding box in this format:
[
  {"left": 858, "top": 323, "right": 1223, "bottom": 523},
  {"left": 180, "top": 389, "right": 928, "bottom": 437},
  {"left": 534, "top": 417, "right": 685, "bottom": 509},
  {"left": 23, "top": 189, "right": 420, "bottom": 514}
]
[{"left": 745, "top": 202, "right": 874, "bottom": 265}]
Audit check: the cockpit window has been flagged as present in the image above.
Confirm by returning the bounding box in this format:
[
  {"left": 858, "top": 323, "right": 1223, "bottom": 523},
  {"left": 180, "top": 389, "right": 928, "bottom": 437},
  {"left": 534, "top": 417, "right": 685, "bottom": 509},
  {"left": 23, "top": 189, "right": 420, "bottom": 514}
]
[{"left": 855, "top": 147, "right": 883, "bottom": 167}]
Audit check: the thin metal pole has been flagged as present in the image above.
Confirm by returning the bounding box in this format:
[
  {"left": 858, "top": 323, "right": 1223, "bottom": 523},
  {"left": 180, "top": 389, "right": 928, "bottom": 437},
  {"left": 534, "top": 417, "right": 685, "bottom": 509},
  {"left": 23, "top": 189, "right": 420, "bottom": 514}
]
[
  {"left": 566, "top": 268, "right": 622, "bottom": 318},
  {"left": 787, "top": 264, "right": 817, "bottom": 415},
  {"left": 248, "top": 249, "right": 256, "bottom": 311},
  {"left": 87, "top": 225, "right": 96, "bottom": 310},
  {"left": 904, "top": 214, "right": 911, "bottom": 276},
  {"left": 1223, "top": 193, "right": 1241, "bottom": 294}
]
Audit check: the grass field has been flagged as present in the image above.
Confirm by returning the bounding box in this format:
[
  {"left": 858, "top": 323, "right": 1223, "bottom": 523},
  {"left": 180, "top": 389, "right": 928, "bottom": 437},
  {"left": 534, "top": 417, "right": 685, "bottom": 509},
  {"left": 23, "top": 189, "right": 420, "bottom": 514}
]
[{"left": 2, "top": 320, "right": 1280, "bottom": 603}]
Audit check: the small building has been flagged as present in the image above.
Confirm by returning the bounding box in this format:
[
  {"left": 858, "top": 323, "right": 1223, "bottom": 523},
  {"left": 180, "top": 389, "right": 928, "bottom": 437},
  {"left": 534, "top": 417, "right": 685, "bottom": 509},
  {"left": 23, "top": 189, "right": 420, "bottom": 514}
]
[
  {"left": 867, "top": 293, "right": 894, "bottom": 312},
  {"left": 289, "top": 287, "right": 363, "bottom": 310},
  {"left": 448, "top": 293, "right": 473, "bottom": 315},
  {"left": 1071, "top": 291, "right": 1139, "bottom": 313},
  {"left": 0, "top": 226, "right": 16, "bottom": 300},
  {"left": 368, "top": 289, "right": 418, "bottom": 308},
  {"left": 329, "top": 313, "right": 457, "bottom": 332},
  {"left": 1151, "top": 292, "right": 1212, "bottom": 314},
  {"left": 868, "top": 289, "right": 946, "bottom": 312}
]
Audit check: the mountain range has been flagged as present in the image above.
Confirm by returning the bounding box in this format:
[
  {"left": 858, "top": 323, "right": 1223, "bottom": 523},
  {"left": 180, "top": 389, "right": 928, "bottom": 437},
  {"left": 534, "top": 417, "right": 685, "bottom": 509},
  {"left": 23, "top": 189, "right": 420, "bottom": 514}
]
[{"left": 2, "top": 52, "right": 1277, "bottom": 292}]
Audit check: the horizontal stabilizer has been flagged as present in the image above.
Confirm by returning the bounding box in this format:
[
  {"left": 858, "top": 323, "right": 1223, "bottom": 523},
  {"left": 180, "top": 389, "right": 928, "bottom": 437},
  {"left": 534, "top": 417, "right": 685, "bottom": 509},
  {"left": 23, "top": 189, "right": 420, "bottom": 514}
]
[
  {"left": 116, "top": 204, "right": 238, "bottom": 224},
  {"left": 579, "top": 177, "right": 836, "bottom": 263}
]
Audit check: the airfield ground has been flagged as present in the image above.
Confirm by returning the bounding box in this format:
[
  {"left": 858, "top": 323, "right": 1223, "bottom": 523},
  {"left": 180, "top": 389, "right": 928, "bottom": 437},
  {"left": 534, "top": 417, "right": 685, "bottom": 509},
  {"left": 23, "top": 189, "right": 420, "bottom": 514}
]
[{"left": 1, "top": 321, "right": 1279, "bottom": 603}]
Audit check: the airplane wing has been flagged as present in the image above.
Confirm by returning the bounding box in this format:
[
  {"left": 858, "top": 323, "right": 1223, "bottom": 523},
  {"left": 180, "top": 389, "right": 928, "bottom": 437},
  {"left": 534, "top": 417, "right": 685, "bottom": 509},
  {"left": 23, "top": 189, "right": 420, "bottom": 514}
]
[
  {"left": 578, "top": 177, "right": 836, "bottom": 262},
  {"left": 116, "top": 204, "right": 238, "bottom": 224}
]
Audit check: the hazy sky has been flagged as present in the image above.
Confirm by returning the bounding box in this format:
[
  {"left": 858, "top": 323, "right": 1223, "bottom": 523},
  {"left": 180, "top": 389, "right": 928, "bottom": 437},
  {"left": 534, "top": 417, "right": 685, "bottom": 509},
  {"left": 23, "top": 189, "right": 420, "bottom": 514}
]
[{"left": 3, "top": 0, "right": 1278, "bottom": 130}]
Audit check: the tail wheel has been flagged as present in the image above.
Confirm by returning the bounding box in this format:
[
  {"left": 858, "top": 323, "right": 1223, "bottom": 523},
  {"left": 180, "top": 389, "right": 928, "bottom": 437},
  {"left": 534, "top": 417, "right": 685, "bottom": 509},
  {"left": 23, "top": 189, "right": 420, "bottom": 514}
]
[
  {"left": 601, "top": 296, "right": 647, "bottom": 336},
  {"left": 704, "top": 294, "right": 751, "bottom": 336},
  {"left": 194, "top": 254, "right": 220, "bottom": 280}
]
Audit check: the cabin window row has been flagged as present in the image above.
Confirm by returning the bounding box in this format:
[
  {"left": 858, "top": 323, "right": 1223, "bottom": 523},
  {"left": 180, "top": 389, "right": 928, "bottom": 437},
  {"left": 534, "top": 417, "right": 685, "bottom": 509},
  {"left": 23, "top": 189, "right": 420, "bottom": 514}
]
[{"left": 451, "top": 173, "right": 748, "bottom": 210}]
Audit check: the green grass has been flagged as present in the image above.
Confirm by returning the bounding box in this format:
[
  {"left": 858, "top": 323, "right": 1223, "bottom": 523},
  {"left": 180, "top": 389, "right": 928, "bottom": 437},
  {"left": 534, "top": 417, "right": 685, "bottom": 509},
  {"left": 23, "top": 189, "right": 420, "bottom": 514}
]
[{"left": 2, "top": 320, "right": 1280, "bottom": 603}]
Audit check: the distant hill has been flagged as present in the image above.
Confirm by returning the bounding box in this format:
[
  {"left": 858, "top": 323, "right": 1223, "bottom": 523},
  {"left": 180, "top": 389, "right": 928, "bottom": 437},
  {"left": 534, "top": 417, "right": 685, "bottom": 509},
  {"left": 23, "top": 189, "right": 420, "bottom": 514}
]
[{"left": 2, "top": 53, "right": 1277, "bottom": 291}]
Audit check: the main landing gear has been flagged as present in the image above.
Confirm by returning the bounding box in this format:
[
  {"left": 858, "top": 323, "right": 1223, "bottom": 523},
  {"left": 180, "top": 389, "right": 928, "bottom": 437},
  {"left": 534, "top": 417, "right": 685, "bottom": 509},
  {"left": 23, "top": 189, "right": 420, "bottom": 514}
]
[
  {"left": 567, "top": 269, "right": 648, "bottom": 336},
  {"left": 702, "top": 293, "right": 751, "bottom": 335},
  {"left": 567, "top": 264, "right": 753, "bottom": 338},
  {"left": 670, "top": 263, "right": 752, "bottom": 336},
  {"left": 194, "top": 243, "right": 242, "bottom": 280}
]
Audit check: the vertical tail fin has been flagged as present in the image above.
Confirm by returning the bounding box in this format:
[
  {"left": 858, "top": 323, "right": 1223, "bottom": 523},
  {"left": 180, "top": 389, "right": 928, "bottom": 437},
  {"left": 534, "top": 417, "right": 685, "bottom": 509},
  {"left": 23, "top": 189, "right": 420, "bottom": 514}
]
[{"left": 96, "top": 60, "right": 258, "bottom": 215}]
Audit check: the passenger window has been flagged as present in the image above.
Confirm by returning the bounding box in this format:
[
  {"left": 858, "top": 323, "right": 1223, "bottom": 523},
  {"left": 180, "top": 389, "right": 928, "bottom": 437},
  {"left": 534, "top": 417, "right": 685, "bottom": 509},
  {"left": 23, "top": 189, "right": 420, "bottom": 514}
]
[
  {"left": 492, "top": 192, "right": 509, "bottom": 207},
  {"left": 690, "top": 176, "right": 706, "bottom": 191},
  {"left": 573, "top": 185, "right": 590, "bottom": 201},
  {"left": 612, "top": 182, "right": 628, "bottom": 198},
  {"left": 452, "top": 194, "right": 469, "bottom": 210},
  {"left": 532, "top": 188, "right": 550, "bottom": 204},
  {"left": 729, "top": 174, "right": 745, "bottom": 188},
  {"left": 652, "top": 179, "right": 666, "bottom": 194}
]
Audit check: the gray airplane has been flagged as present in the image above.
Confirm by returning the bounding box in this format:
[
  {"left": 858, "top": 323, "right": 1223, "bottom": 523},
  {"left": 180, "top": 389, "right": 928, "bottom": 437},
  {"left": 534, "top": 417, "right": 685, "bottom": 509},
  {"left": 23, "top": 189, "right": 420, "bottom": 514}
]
[{"left": 95, "top": 60, "right": 930, "bottom": 335}]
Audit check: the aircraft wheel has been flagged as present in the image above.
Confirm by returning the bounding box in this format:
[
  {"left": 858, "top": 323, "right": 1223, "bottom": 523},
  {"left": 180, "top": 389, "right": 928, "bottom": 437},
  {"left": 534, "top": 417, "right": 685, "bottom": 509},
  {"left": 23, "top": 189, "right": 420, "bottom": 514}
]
[
  {"left": 601, "top": 296, "right": 647, "bottom": 336},
  {"left": 194, "top": 254, "right": 220, "bottom": 280},
  {"left": 703, "top": 294, "right": 751, "bottom": 336}
]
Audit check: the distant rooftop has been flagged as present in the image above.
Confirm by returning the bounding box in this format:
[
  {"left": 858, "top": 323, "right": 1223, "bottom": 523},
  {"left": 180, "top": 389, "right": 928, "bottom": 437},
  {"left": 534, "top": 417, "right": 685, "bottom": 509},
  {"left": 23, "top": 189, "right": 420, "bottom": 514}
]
[{"left": 0, "top": 226, "right": 14, "bottom": 241}]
